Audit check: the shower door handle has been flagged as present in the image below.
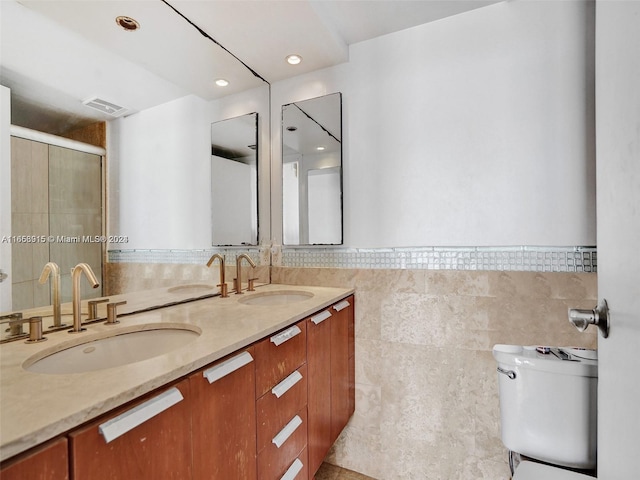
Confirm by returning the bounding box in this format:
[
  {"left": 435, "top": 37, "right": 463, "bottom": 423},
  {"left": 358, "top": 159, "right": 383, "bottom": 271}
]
[{"left": 568, "top": 299, "right": 610, "bottom": 338}]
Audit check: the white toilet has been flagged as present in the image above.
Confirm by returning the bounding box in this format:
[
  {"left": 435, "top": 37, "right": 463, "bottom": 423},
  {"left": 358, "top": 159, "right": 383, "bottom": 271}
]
[{"left": 493, "top": 344, "right": 598, "bottom": 479}]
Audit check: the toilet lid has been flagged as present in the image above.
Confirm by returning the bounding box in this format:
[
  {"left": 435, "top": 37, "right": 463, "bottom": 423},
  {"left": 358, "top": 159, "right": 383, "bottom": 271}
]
[{"left": 514, "top": 461, "right": 595, "bottom": 480}]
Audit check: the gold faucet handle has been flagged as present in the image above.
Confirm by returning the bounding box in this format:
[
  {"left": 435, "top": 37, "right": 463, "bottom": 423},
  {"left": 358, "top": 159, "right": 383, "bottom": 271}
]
[
  {"left": 217, "top": 282, "right": 229, "bottom": 298},
  {"left": 106, "top": 301, "right": 127, "bottom": 325},
  {"left": 4, "top": 313, "right": 25, "bottom": 338},
  {"left": 25, "top": 317, "right": 47, "bottom": 344},
  {"left": 247, "top": 278, "right": 258, "bottom": 292},
  {"left": 88, "top": 298, "right": 110, "bottom": 320}
]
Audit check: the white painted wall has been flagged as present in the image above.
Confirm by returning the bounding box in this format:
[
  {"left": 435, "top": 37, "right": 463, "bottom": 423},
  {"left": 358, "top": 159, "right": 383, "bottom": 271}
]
[
  {"left": 108, "top": 85, "right": 270, "bottom": 250},
  {"left": 112, "top": 0, "right": 596, "bottom": 251},
  {"left": 272, "top": 0, "right": 596, "bottom": 248}
]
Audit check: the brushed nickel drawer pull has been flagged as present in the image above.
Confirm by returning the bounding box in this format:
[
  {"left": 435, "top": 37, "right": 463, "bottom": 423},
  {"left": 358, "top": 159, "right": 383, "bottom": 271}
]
[
  {"left": 281, "top": 458, "right": 304, "bottom": 480},
  {"left": 310, "top": 310, "right": 331, "bottom": 325},
  {"left": 272, "top": 414, "right": 302, "bottom": 448},
  {"left": 98, "top": 387, "right": 183, "bottom": 443},
  {"left": 203, "top": 351, "right": 253, "bottom": 384},
  {"left": 270, "top": 325, "right": 302, "bottom": 346},
  {"left": 333, "top": 300, "right": 350, "bottom": 312},
  {"left": 272, "top": 370, "right": 303, "bottom": 398}
]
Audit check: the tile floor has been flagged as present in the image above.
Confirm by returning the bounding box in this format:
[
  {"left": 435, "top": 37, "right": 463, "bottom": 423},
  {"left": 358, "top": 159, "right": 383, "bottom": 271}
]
[{"left": 315, "top": 462, "right": 377, "bottom": 480}]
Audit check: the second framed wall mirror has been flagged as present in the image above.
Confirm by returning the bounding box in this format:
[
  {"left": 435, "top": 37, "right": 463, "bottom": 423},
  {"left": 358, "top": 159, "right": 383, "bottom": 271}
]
[
  {"left": 211, "top": 112, "right": 259, "bottom": 246},
  {"left": 282, "top": 92, "right": 343, "bottom": 245}
]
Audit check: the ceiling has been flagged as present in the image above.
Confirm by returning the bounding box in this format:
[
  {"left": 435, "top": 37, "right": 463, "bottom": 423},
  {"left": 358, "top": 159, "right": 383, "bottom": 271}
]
[{"left": 0, "top": 0, "right": 502, "bottom": 134}]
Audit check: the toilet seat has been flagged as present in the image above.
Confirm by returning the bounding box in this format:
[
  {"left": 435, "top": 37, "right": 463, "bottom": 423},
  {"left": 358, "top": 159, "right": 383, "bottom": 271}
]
[{"left": 513, "top": 461, "right": 595, "bottom": 480}]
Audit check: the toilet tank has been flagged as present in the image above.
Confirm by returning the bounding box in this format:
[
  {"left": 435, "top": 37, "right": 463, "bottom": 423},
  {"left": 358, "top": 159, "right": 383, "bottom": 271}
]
[{"left": 493, "top": 345, "right": 598, "bottom": 469}]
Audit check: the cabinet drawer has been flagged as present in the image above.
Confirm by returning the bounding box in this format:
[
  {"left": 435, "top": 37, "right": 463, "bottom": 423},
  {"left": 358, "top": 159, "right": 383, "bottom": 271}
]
[
  {"left": 279, "top": 447, "right": 308, "bottom": 480},
  {"left": 255, "top": 320, "right": 306, "bottom": 397},
  {"left": 257, "top": 363, "right": 307, "bottom": 453},
  {"left": 257, "top": 407, "right": 308, "bottom": 480}
]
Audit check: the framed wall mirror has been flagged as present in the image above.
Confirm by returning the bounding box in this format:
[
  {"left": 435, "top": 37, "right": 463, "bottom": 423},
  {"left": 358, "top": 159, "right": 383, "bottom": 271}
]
[
  {"left": 282, "top": 92, "right": 342, "bottom": 245},
  {"left": 211, "top": 112, "right": 259, "bottom": 246}
]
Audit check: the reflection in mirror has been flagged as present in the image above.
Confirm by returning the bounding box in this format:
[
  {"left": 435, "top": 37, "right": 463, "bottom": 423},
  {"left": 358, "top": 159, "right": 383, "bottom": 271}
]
[
  {"left": 211, "top": 113, "right": 259, "bottom": 246},
  {"left": 282, "top": 93, "right": 342, "bottom": 245},
  {"left": 0, "top": 0, "right": 269, "bottom": 313}
]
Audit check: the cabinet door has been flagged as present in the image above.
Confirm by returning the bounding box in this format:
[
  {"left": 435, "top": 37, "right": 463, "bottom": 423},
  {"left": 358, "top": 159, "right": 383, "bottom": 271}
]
[
  {"left": 330, "top": 296, "right": 354, "bottom": 443},
  {"left": 306, "top": 309, "right": 332, "bottom": 478},
  {"left": 69, "top": 379, "right": 191, "bottom": 480},
  {"left": 0, "top": 437, "right": 68, "bottom": 480},
  {"left": 191, "top": 348, "right": 257, "bottom": 480}
]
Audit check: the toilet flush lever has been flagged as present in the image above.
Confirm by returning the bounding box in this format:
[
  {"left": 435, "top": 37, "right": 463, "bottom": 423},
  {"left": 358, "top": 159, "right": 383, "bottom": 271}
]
[
  {"left": 568, "top": 299, "right": 610, "bottom": 338},
  {"left": 497, "top": 367, "right": 516, "bottom": 380}
]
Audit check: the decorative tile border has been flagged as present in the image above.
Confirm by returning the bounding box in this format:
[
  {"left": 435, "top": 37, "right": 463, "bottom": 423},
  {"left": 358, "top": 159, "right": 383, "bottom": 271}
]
[
  {"left": 109, "top": 246, "right": 597, "bottom": 273},
  {"left": 280, "top": 246, "right": 597, "bottom": 273},
  {"left": 108, "top": 247, "right": 266, "bottom": 266}
]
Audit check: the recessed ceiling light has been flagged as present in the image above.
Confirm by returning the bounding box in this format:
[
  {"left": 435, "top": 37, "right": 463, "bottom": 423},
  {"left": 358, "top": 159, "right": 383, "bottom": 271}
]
[
  {"left": 215, "top": 78, "right": 229, "bottom": 87},
  {"left": 286, "top": 54, "right": 303, "bottom": 65},
  {"left": 115, "top": 16, "right": 140, "bottom": 31},
  {"left": 316, "top": 146, "right": 326, "bottom": 151},
  {"left": 286, "top": 126, "right": 298, "bottom": 132}
]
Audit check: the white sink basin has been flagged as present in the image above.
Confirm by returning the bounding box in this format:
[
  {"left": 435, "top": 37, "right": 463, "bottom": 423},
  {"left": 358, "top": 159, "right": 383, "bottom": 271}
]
[
  {"left": 23, "top": 324, "right": 201, "bottom": 375},
  {"left": 238, "top": 290, "right": 314, "bottom": 306},
  {"left": 167, "top": 284, "right": 215, "bottom": 295}
]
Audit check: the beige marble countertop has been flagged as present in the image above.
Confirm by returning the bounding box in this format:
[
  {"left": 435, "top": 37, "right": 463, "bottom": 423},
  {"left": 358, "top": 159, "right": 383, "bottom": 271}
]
[{"left": 0, "top": 283, "right": 353, "bottom": 462}]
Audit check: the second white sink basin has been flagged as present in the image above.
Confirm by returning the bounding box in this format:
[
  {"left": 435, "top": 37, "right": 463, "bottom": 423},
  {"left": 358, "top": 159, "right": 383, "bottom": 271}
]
[
  {"left": 23, "top": 324, "right": 201, "bottom": 375},
  {"left": 167, "top": 284, "right": 214, "bottom": 295},
  {"left": 238, "top": 290, "right": 314, "bottom": 306}
]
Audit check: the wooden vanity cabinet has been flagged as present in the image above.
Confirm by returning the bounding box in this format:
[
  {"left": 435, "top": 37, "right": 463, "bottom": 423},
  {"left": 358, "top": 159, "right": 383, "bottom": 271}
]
[
  {"left": 0, "top": 437, "right": 68, "bottom": 480},
  {"left": 68, "top": 379, "right": 192, "bottom": 480},
  {"left": 2, "top": 293, "right": 354, "bottom": 480},
  {"left": 307, "top": 295, "right": 355, "bottom": 480},
  {"left": 191, "top": 347, "right": 257, "bottom": 480}
]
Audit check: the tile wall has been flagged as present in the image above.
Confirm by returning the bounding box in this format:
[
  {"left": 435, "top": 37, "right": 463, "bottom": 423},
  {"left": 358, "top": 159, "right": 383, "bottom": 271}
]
[
  {"left": 107, "top": 246, "right": 598, "bottom": 479},
  {"left": 104, "top": 248, "right": 269, "bottom": 295},
  {"left": 272, "top": 266, "right": 598, "bottom": 479}
]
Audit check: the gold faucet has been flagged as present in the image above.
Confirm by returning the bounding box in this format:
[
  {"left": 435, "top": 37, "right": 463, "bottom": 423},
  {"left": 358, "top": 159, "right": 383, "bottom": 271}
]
[
  {"left": 38, "top": 262, "right": 64, "bottom": 328},
  {"left": 70, "top": 263, "right": 99, "bottom": 333},
  {"left": 206, "top": 254, "right": 228, "bottom": 298},
  {"left": 234, "top": 254, "right": 256, "bottom": 294}
]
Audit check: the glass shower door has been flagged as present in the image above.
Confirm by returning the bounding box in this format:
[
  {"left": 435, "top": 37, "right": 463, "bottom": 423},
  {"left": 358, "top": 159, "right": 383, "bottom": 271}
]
[
  {"left": 48, "top": 145, "right": 102, "bottom": 304},
  {"left": 9, "top": 138, "right": 103, "bottom": 310}
]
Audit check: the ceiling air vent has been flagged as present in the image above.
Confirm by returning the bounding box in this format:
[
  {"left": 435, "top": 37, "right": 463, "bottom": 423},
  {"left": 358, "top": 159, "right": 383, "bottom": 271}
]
[{"left": 82, "top": 97, "right": 128, "bottom": 117}]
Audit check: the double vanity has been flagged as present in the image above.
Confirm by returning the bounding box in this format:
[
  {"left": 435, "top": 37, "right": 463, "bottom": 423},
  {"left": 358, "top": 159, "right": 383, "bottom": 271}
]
[{"left": 0, "top": 283, "right": 355, "bottom": 480}]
